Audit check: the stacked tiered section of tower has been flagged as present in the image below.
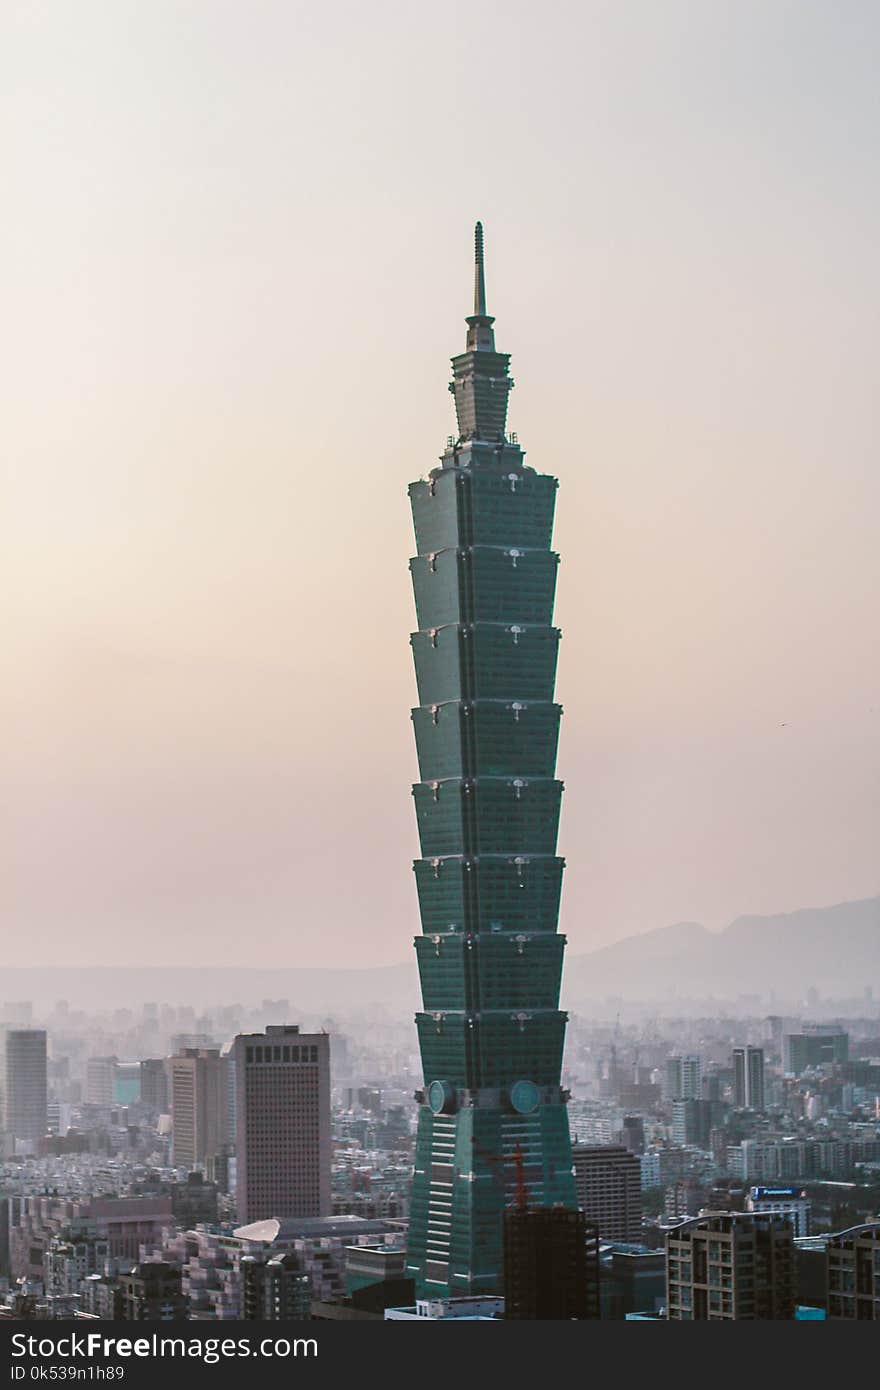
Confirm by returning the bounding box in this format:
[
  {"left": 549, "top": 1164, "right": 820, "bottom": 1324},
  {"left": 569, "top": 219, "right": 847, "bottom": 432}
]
[{"left": 405, "top": 224, "right": 577, "bottom": 1298}]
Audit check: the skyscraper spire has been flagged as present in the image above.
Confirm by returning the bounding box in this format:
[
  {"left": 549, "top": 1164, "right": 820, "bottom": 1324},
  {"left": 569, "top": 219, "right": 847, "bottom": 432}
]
[
  {"left": 452, "top": 220, "right": 509, "bottom": 439},
  {"left": 474, "top": 220, "right": 487, "bottom": 317},
  {"left": 465, "top": 221, "right": 496, "bottom": 354}
]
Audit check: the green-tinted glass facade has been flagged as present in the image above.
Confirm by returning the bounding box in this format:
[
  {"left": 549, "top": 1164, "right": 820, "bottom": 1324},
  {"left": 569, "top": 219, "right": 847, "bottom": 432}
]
[{"left": 406, "top": 225, "right": 576, "bottom": 1297}]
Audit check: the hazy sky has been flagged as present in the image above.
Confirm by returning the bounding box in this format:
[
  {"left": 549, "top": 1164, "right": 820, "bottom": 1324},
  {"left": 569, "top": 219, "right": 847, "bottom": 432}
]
[{"left": 2, "top": 1, "right": 878, "bottom": 970}]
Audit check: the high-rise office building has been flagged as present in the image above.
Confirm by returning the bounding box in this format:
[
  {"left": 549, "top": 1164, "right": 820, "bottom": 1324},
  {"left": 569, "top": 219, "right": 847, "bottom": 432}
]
[
  {"left": 572, "top": 1144, "right": 643, "bottom": 1242},
  {"left": 113, "top": 1061, "right": 141, "bottom": 1105},
  {"left": 826, "top": 1223, "right": 880, "bottom": 1320},
  {"left": 666, "top": 1212, "right": 795, "bottom": 1320},
  {"left": 732, "top": 1046, "right": 766, "bottom": 1111},
  {"left": 672, "top": 1098, "right": 713, "bottom": 1149},
  {"left": 233, "top": 1025, "right": 331, "bottom": 1225},
  {"left": 404, "top": 225, "right": 577, "bottom": 1300},
  {"left": 224, "top": 1048, "right": 236, "bottom": 1147},
  {"left": 665, "top": 1055, "right": 703, "bottom": 1102},
  {"left": 503, "top": 1206, "right": 599, "bottom": 1320},
  {"left": 169, "top": 1048, "right": 228, "bottom": 1172},
  {"left": 140, "top": 1058, "right": 169, "bottom": 1114},
  {"left": 1, "top": 1030, "right": 48, "bottom": 1150},
  {"left": 85, "top": 1056, "right": 118, "bottom": 1108},
  {"left": 784, "top": 1027, "right": 849, "bottom": 1074}
]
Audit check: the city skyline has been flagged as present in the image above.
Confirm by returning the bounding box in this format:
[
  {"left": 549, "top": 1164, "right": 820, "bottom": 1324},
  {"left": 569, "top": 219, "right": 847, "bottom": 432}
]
[
  {"left": 4, "top": 2, "right": 879, "bottom": 971},
  {"left": 3, "top": 990, "right": 878, "bottom": 1323}
]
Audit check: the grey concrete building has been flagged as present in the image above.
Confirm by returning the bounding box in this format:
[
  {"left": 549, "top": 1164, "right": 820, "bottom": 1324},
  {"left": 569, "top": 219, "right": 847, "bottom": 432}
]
[
  {"left": 1, "top": 1029, "right": 48, "bottom": 1151},
  {"left": 233, "top": 1025, "right": 331, "bottom": 1225},
  {"left": 571, "top": 1144, "right": 643, "bottom": 1242}
]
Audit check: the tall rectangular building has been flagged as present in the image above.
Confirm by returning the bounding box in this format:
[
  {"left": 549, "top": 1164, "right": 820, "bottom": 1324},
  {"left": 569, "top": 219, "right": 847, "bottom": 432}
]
[
  {"left": 233, "top": 1025, "right": 331, "bottom": 1225},
  {"left": 826, "top": 1223, "right": 880, "bottom": 1320},
  {"left": 666, "top": 1212, "right": 795, "bottom": 1319},
  {"left": 784, "top": 1028, "right": 849, "bottom": 1074},
  {"left": 85, "top": 1056, "right": 118, "bottom": 1108},
  {"left": 665, "top": 1055, "right": 703, "bottom": 1102},
  {"left": 572, "top": 1144, "right": 643, "bottom": 1242},
  {"left": 733, "top": 1046, "right": 765, "bottom": 1111},
  {"left": 503, "top": 1206, "right": 599, "bottom": 1320},
  {"left": 1, "top": 1030, "right": 47, "bottom": 1151},
  {"left": 672, "top": 1098, "right": 713, "bottom": 1149},
  {"left": 169, "top": 1048, "right": 228, "bottom": 1172},
  {"left": 140, "top": 1058, "right": 169, "bottom": 1114},
  {"left": 405, "top": 224, "right": 577, "bottom": 1300}
]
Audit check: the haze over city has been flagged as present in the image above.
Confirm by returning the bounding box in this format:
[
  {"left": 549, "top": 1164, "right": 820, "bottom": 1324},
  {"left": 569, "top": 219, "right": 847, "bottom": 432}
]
[{"left": 4, "top": 0, "right": 879, "bottom": 972}]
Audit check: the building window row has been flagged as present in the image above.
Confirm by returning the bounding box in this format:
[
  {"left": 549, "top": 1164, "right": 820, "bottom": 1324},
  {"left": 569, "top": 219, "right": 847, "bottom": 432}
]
[{"left": 245, "top": 1044, "right": 320, "bottom": 1064}]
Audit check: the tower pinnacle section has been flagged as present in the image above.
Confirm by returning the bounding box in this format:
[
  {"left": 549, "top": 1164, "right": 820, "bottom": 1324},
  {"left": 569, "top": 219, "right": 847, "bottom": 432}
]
[
  {"left": 449, "top": 221, "right": 512, "bottom": 442},
  {"left": 405, "top": 225, "right": 576, "bottom": 1299}
]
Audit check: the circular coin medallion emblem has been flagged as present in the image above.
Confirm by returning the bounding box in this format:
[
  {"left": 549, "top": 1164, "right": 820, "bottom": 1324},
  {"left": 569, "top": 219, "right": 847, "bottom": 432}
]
[
  {"left": 510, "top": 1079, "right": 540, "bottom": 1114},
  {"left": 428, "top": 1079, "right": 454, "bottom": 1114}
]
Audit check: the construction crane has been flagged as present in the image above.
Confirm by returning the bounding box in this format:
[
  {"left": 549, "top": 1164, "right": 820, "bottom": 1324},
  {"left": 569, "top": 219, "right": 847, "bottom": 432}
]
[{"left": 469, "top": 1135, "right": 531, "bottom": 1209}]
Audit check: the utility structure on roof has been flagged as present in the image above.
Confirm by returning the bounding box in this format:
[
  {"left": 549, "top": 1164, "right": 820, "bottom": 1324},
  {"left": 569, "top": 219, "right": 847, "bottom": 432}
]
[{"left": 404, "top": 223, "right": 577, "bottom": 1298}]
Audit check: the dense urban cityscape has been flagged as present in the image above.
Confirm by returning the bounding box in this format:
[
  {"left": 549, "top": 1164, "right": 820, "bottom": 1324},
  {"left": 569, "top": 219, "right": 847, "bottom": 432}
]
[{"left": 1, "top": 994, "right": 879, "bottom": 1320}]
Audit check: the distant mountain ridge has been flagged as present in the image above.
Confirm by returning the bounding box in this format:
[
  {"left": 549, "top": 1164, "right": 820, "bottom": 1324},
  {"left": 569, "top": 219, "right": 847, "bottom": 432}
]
[
  {"left": 2, "top": 897, "right": 876, "bottom": 1010},
  {"left": 563, "top": 895, "right": 879, "bottom": 1000}
]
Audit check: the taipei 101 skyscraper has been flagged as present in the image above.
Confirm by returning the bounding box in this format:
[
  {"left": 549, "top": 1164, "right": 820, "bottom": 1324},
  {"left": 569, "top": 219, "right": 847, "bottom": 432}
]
[{"left": 405, "top": 225, "right": 577, "bottom": 1298}]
